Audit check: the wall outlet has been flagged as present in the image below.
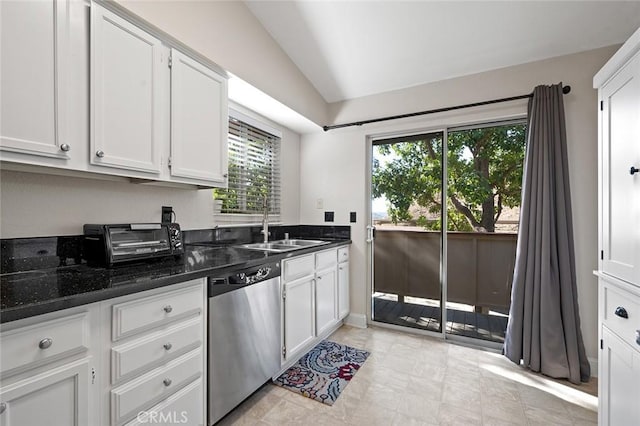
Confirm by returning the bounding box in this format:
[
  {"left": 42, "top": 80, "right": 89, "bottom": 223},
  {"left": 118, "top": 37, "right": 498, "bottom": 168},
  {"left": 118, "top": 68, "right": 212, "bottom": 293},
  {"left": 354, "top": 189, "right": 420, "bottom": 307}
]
[
  {"left": 161, "top": 206, "right": 173, "bottom": 223},
  {"left": 316, "top": 198, "right": 324, "bottom": 209},
  {"left": 324, "top": 211, "right": 334, "bottom": 222},
  {"left": 350, "top": 212, "right": 357, "bottom": 223}
]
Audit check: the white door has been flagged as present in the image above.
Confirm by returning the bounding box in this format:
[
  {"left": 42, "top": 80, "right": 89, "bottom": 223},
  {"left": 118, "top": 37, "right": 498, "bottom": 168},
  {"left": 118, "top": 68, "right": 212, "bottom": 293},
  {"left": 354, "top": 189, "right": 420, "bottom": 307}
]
[
  {"left": 0, "top": 358, "right": 90, "bottom": 426},
  {"left": 0, "top": 0, "right": 70, "bottom": 159},
  {"left": 600, "top": 327, "right": 640, "bottom": 426},
  {"left": 170, "top": 49, "right": 228, "bottom": 185},
  {"left": 338, "top": 261, "right": 350, "bottom": 320},
  {"left": 601, "top": 53, "right": 640, "bottom": 284},
  {"left": 90, "top": 4, "right": 163, "bottom": 173},
  {"left": 316, "top": 268, "right": 338, "bottom": 336},
  {"left": 283, "top": 276, "right": 315, "bottom": 361}
]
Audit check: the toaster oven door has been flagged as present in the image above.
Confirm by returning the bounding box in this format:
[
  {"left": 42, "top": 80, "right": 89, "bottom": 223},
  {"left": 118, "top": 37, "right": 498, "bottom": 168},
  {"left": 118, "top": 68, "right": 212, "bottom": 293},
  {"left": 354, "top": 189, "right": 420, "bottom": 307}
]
[{"left": 107, "top": 224, "right": 171, "bottom": 262}]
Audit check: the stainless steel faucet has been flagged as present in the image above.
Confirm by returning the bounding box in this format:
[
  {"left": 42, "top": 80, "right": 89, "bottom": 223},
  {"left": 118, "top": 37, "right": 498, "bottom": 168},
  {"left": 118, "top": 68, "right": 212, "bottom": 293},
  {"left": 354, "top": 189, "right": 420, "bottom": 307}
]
[{"left": 261, "top": 194, "right": 269, "bottom": 243}]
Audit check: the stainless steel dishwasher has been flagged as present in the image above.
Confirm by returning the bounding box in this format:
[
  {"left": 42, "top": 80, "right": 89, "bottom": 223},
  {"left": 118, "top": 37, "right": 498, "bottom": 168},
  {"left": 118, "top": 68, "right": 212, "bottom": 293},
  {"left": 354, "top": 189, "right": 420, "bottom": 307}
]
[{"left": 208, "top": 261, "right": 281, "bottom": 425}]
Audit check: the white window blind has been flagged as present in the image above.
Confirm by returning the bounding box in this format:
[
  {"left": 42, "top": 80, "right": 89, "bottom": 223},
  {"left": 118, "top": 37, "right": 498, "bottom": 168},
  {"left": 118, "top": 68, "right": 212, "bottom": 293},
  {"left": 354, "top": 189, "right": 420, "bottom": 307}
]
[{"left": 216, "top": 116, "right": 281, "bottom": 215}]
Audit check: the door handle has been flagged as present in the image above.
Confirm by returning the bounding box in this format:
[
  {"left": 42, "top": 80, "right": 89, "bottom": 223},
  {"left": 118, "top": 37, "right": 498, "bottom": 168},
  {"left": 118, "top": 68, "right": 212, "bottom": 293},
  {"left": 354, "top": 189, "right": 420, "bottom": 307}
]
[{"left": 366, "top": 226, "right": 376, "bottom": 243}]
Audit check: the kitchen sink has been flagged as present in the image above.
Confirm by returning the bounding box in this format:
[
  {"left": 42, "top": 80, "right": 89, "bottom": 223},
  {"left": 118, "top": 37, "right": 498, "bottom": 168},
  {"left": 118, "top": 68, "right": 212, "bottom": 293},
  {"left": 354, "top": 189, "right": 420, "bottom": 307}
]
[
  {"left": 240, "top": 239, "right": 329, "bottom": 252},
  {"left": 271, "top": 239, "right": 328, "bottom": 247},
  {"left": 240, "top": 242, "right": 300, "bottom": 252}
]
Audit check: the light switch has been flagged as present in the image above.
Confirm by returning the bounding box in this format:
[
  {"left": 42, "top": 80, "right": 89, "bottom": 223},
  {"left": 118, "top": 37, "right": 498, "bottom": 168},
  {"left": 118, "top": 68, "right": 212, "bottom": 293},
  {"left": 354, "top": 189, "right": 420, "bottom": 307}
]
[{"left": 316, "top": 198, "right": 324, "bottom": 209}]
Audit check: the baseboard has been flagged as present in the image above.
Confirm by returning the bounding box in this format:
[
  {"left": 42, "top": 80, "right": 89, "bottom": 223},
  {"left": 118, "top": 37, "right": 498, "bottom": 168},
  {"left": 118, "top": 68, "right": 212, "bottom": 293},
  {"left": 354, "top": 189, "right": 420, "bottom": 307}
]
[
  {"left": 588, "top": 356, "right": 598, "bottom": 378},
  {"left": 344, "top": 313, "right": 367, "bottom": 329}
]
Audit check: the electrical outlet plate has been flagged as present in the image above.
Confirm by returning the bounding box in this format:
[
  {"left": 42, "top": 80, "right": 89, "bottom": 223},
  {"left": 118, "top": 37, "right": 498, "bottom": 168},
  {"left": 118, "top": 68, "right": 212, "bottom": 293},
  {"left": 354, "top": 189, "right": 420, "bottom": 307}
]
[{"left": 161, "top": 206, "right": 173, "bottom": 223}]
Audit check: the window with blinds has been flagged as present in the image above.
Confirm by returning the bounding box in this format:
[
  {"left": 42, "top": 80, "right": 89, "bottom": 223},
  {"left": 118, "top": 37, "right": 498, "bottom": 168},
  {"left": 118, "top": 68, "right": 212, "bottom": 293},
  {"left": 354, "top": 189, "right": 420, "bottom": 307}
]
[{"left": 215, "top": 116, "right": 281, "bottom": 215}]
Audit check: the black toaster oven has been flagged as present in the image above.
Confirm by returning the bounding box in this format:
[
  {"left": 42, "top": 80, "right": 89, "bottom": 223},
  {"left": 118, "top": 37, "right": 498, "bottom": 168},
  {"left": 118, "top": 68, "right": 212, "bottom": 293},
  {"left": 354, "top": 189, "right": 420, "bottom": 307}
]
[{"left": 83, "top": 223, "right": 184, "bottom": 267}]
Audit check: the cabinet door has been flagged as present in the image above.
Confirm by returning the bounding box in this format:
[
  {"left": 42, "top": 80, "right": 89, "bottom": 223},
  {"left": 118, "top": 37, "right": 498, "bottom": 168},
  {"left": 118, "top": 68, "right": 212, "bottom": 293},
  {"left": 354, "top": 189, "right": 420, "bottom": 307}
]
[
  {"left": 0, "top": 0, "right": 70, "bottom": 159},
  {"left": 283, "top": 276, "right": 315, "bottom": 361},
  {"left": 0, "top": 358, "right": 90, "bottom": 426},
  {"left": 600, "top": 327, "right": 640, "bottom": 426},
  {"left": 316, "top": 268, "right": 338, "bottom": 337},
  {"left": 91, "top": 4, "right": 163, "bottom": 173},
  {"left": 600, "top": 53, "right": 640, "bottom": 284},
  {"left": 170, "top": 49, "right": 228, "bottom": 185},
  {"left": 338, "top": 261, "right": 350, "bottom": 320}
]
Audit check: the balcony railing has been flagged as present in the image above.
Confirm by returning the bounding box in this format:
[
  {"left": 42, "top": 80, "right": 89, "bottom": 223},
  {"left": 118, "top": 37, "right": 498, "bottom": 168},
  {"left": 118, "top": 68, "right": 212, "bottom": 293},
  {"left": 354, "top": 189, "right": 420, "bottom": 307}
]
[{"left": 373, "top": 229, "right": 517, "bottom": 313}]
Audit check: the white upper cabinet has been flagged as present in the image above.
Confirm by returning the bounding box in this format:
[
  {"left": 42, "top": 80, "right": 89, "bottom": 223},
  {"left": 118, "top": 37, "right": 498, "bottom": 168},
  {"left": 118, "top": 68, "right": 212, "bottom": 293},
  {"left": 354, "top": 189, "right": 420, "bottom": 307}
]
[
  {"left": 90, "top": 4, "right": 163, "bottom": 174},
  {"left": 0, "top": 0, "right": 70, "bottom": 160},
  {"left": 598, "top": 51, "right": 640, "bottom": 285},
  {"left": 170, "top": 49, "right": 228, "bottom": 185}
]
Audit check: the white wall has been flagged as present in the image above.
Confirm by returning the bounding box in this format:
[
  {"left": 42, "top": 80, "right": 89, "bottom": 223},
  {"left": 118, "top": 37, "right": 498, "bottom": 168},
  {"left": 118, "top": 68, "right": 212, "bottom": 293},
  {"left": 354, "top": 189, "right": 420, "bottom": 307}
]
[
  {"left": 116, "top": 0, "right": 327, "bottom": 126},
  {"left": 0, "top": 107, "right": 300, "bottom": 238},
  {"left": 300, "top": 46, "right": 619, "bottom": 361}
]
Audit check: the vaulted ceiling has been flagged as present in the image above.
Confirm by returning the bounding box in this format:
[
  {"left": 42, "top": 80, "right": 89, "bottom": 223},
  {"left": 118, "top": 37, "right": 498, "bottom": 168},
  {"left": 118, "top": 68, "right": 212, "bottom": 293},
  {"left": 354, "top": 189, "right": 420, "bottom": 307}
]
[{"left": 246, "top": 1, "right": 640, "bottom": 103}]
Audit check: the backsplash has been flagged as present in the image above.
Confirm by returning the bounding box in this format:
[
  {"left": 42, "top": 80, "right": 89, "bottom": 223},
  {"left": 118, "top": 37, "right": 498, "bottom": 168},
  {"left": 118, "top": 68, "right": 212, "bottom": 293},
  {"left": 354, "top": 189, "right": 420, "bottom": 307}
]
[
  {"left": 183, "top": 225, "right": 351, "bottom": 245},
  {"left": 1, "top": 225, "right": 351, "bottom": 274},
  {"left": 1, "top": 236, "right": 84, "bottom": 274}
]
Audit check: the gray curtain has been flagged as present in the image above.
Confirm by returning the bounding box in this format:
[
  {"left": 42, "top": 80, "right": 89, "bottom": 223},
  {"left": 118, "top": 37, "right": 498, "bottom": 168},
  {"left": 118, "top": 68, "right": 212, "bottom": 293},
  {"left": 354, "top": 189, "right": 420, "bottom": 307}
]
[{"left": 504, "top": 83, "right": 590, "bottom": 384}]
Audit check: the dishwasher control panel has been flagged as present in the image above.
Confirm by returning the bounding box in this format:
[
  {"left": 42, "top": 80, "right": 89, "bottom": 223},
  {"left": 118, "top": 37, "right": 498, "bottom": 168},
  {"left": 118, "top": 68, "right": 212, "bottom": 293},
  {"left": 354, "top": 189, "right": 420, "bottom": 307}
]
[{"left": 208, "top": 261, "right": 281, "bottom": 297}]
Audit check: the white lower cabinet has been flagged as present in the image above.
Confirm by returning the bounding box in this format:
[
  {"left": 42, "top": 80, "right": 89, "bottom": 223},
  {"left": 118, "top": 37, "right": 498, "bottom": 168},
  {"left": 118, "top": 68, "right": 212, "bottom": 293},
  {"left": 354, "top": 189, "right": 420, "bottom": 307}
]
[
  {"left": 105, "top": 279, "right": 206, "bottom": 426},
  {"left": 600, "top": 326, "right": 640, "bottom": 425},
  {"left": 0, "top": 357, "right": 91, "bottom": 426},
  {"left": 283, "top": 275, "right": 315, "bottom": 362},
  {"left": 280, "top": 245, "right": 350, "bottom": 369},
  {"left": 598, "top": 277, "right": 640, "bottom": 425},
  {"left": 0, "top": 278, "right": 205, "bottom": 426}
]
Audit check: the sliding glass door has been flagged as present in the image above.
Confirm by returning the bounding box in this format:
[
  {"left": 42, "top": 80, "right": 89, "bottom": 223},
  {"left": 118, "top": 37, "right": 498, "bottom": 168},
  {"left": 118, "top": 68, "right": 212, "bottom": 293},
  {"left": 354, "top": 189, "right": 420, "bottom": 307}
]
[
  {"left": 370, "top": 121, "right": 525, "bottom": 345},
  {"left": 371, "top": 131, "right": 444, "bottom": 333}
]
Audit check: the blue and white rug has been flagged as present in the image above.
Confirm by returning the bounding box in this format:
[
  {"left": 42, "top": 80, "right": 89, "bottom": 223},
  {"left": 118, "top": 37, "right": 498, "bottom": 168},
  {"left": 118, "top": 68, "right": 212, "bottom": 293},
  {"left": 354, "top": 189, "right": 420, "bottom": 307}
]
[{"left": 273, "top": 340, "right": 370, "bottom": 405}]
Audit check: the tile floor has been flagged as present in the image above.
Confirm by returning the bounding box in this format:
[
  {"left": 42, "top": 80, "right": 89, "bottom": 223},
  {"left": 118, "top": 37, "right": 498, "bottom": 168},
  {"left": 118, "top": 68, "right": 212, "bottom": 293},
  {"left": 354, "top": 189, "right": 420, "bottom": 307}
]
[{"left": 218, "top": 325, "right": 598, "bottom": 426}]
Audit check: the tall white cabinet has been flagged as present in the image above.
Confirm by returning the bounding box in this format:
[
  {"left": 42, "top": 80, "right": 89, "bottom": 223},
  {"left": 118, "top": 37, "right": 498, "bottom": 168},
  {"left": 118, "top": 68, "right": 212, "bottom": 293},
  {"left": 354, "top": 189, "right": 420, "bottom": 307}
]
[{"left": 594, "top": 26, "right": 640, "bottom": 426}]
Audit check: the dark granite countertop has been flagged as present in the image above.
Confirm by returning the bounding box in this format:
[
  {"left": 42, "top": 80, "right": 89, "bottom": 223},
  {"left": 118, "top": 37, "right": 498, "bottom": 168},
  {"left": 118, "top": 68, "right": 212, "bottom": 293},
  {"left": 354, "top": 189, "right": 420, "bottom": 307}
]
[{"left": 1, "top": 239, "right": 351, "bottom": 323}]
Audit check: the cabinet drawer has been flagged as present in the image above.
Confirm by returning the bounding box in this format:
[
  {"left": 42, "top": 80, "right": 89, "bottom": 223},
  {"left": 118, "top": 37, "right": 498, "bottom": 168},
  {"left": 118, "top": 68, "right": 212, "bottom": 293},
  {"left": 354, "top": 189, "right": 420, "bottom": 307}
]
[
  {"left": 111, "top": 349, "right": 202, "bottom": 426},
  {"left": 316, "top": 248, "right": 337, "bottom": 270},
  {"left": 1, "top": 312, "right": 89, "bottom": 377},
  {"left": 125, "top": 377, "right": 203, "bottom": 426},
  {"left": 338, "top": 246, "right": 349, "bottom": 263},
  {"left": 112, "top": 317, "right": 202, "bottom": 384},
  {"left": 112, "top": 284, "right": 202, "bottom": 341},
  {"left": 602, "top": 280, "right": 640, "bottom": 349},
  {"left": 282, "top": 254, "right": 314, "bottom": 282}
]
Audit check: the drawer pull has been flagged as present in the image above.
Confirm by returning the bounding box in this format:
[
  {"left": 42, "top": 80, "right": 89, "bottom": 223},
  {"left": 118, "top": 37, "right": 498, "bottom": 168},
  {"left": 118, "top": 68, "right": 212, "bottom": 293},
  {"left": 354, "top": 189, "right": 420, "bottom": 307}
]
[
  {"left": 163, "top": 305, "right": 173, "bottom": 314},
  {"left": 163, "top": 343, "right": 172, "bottom": 351},
  {"left": 614, "top": 306, "right": 629, "bottom": 319},
  {"left": 0, "top": 402, "right": 6, "bottom": 414},
  {"left": 636, "top": 330, "right": 640, "bottom": 346},
  {"left": 163, "top": 378, "right": 172, "bottom": 387},
  {"left": 38, "top": 338, "right": 53, "bottom": 350}
]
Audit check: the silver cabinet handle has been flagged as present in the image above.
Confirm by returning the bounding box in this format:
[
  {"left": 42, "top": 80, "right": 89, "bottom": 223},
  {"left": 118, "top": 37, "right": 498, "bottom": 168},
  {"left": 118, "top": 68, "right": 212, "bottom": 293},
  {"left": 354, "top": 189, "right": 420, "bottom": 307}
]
[
  {"left": 636, "top": 330, "right": 640, "bottom": 346},
  {"left": 163, "top": 378, "right": 172, "bottom": 387},
  {"left": 60, "top": 143, "right": 70, "bottom": 152},
  {"left": 0, "top": 402, "right": 6, "bottom": 414},
  {"left": 163, "top": 343, "right": 172, "bottom": 351},
  {"left": 163, "top": 305, "right": 172, "bottom": 313},
  {"left": 96, "top": 150, "right": 105, "bottom": 158},
  {"left": 38, "top": 338, "right": 53, "bottom": 350}
]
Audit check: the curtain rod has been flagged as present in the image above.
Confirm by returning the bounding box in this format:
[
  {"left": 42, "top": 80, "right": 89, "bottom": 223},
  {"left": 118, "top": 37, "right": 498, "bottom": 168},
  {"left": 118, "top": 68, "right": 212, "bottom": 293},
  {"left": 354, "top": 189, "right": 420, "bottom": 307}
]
[{"left": 322, "top": 85, "right": 571, "bottom": 132}]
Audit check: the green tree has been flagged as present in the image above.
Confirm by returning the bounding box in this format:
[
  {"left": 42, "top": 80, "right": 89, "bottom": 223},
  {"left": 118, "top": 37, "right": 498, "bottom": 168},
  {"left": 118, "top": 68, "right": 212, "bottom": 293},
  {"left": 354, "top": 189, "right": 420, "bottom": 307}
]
[{"left": 372, "top": 124, "right": 526, "bottom": 232}]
